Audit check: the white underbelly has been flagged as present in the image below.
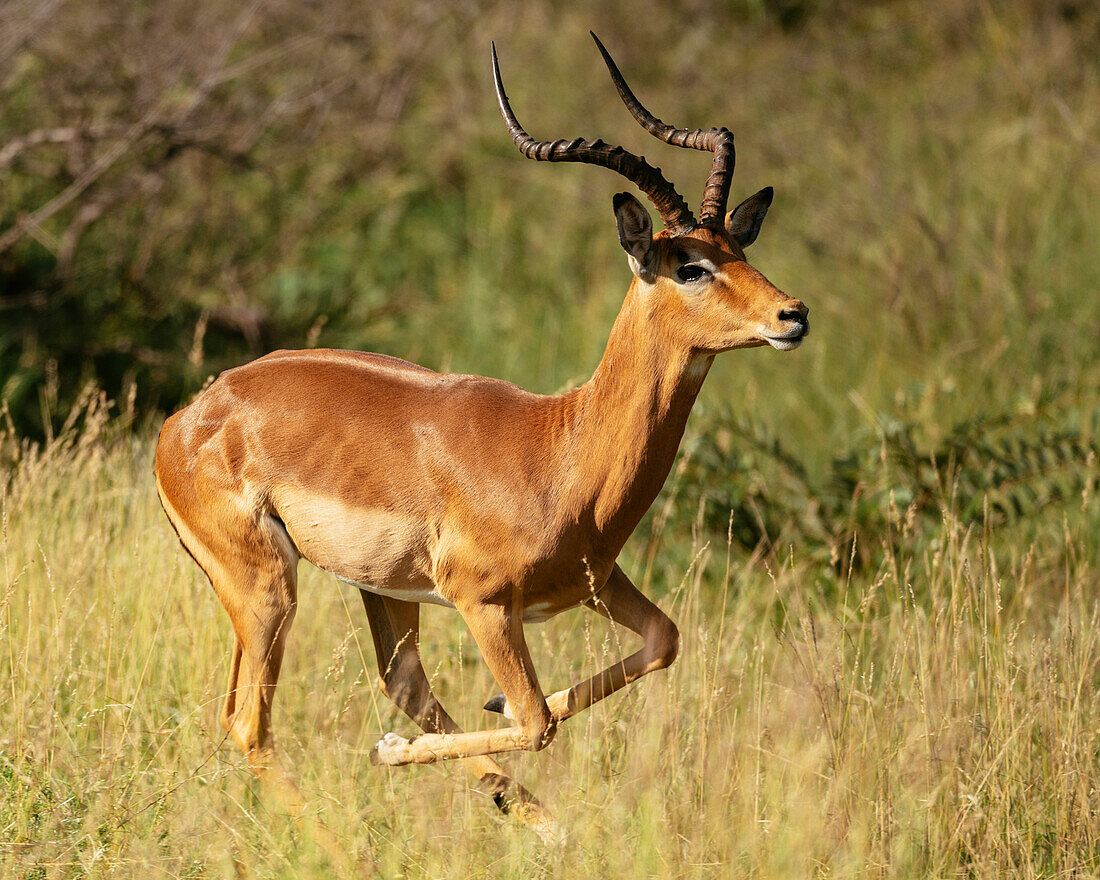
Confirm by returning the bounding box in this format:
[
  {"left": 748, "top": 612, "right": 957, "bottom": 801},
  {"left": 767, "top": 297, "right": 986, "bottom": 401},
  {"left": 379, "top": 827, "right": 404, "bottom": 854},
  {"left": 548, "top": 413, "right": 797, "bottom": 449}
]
[
  {"left": 522, "top": 600, "right": 557, "bottom": 623},
  {"left": 333, "top": 574, "right": 455, "bottom": 608}
]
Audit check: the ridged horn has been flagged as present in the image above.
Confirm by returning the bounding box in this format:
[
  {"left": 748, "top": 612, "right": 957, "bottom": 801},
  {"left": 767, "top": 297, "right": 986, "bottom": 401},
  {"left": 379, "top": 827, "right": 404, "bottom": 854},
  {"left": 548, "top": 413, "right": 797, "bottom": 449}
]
[
  {"left": 492, "top": 42, "right": 696, "bottom": 234},
  {"left": 591, "top": 32, "right": 735, "bottom": 226}
]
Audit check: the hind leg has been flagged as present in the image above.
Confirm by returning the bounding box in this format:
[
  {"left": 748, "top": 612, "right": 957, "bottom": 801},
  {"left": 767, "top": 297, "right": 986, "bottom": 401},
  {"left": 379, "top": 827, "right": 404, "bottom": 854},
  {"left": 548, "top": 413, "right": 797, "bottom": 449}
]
[
  {"left": 214, "top": 556, "right": 297, "bottom": 777},
  {"left": 211, "top": 546, "right": 361, "bottom": 865},
  {"left": 157, "top": 473, "right": 356, "bottom": 866},
  {"left": 172, "top": 508, "right": 303, "bottom": 820},
  {"left": 162, "top": 497, "right": 342, "bottom": 846},
  {"left": 361, "top": 592, "right": 558, "bottom": 842},
  {"left": 219, "top": 637, "right": 244, "bottom": 736},
  {"left": 156, "top": 474, "right": 297, "bottom": 771}
]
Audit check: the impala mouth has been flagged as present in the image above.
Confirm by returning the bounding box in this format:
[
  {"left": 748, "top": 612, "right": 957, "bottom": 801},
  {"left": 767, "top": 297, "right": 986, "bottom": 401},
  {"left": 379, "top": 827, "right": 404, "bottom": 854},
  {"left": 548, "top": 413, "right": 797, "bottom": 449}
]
[{"left": 762, "top": 320, "right": 809, "bottom": 351}]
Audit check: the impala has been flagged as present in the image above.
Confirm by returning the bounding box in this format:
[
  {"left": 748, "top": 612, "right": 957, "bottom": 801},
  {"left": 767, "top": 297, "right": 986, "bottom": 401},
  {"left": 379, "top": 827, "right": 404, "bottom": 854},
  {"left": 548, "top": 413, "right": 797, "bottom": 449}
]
[{"left": 154, "top": 34, "right": 808, "bottom": 840}]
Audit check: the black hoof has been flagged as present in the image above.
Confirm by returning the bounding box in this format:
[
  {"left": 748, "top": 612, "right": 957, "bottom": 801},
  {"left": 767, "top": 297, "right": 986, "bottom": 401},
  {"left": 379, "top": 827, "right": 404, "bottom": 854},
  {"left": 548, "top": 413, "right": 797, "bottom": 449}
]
[{"left": 483, "top": 693, "right": 508, "bottom": 714}]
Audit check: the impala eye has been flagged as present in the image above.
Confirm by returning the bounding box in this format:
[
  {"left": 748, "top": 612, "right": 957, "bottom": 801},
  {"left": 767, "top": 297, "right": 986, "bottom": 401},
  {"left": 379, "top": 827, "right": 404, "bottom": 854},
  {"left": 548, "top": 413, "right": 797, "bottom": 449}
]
[{"left": 676, "top": 263, "right": 708, "bottom": 283}]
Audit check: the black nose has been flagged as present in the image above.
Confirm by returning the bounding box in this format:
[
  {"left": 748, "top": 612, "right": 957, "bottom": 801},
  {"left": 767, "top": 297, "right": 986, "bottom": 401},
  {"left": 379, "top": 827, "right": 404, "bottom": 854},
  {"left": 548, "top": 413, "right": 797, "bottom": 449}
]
[{"left": 779, "top": 307, "right": 804, "bottom": 322}]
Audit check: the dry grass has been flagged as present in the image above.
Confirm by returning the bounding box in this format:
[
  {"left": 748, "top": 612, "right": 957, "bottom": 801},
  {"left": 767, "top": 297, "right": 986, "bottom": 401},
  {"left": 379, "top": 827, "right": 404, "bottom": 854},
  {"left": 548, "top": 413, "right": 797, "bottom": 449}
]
[{"left": 1, "top": 408, "right": 1097, "bottom": 878}]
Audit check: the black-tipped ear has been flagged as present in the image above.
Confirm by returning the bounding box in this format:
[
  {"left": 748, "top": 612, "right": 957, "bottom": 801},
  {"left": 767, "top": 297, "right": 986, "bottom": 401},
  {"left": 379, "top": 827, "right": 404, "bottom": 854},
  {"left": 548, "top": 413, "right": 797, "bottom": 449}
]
[
  {"left": 725, "top": 186, "right": 773, "bottom": 249},
  {"left": 613, "top": 192, "right": 656, "bottom": 280}
]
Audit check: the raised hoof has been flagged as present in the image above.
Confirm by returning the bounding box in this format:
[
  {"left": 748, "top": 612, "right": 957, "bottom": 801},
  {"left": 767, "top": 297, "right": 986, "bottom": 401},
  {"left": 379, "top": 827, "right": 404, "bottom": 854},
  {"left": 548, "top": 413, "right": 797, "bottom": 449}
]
[
  {"left": 369, "top": 732, "right": 412, "bottom": 766},
  {"left": 483, "top": 693, "right": 515, "bottom": 720}
]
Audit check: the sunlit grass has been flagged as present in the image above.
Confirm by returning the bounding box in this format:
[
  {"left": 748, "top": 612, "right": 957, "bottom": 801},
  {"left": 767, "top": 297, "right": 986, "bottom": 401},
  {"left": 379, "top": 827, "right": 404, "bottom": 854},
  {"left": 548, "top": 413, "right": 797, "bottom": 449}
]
[{"left": 1, "top": 413, "right": 1097, "bottom": 877}]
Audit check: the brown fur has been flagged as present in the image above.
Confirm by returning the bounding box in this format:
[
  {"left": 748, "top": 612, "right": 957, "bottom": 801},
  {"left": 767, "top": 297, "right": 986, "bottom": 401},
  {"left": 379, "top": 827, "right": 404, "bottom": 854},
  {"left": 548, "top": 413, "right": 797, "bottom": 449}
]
[{"left": 154, "top": 221, "right": 807, "bottom": 836}]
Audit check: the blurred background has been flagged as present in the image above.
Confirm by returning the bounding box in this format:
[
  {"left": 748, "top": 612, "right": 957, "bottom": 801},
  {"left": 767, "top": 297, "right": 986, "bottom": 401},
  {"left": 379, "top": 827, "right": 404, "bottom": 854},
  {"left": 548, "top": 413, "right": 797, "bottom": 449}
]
[{"left": 1, "top": 0, "right": 1094, "bottom": 420}]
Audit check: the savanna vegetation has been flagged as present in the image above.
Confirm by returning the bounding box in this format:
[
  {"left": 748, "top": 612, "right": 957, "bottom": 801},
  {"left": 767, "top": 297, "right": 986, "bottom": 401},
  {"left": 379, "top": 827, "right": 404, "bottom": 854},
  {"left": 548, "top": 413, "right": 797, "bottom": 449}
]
[{"left": 2, "top": 0, "right": 1098, "bottom": 877}]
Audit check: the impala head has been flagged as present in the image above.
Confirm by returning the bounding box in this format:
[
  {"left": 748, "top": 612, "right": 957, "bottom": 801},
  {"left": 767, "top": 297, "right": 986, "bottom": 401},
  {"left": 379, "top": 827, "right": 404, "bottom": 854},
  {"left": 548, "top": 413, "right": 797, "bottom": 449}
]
[
  {"left": 492, "top": 33, "right": 809, "bottom": 354},
  {"left": 612, "top": 190, "right": 808, "bottom": 352}
]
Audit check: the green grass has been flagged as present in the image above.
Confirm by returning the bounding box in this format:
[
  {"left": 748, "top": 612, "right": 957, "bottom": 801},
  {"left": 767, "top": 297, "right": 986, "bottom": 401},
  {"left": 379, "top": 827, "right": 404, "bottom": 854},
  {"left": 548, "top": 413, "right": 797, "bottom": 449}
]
[{"left": 2, "top": 1, "right": 1100, "bottom": 877}]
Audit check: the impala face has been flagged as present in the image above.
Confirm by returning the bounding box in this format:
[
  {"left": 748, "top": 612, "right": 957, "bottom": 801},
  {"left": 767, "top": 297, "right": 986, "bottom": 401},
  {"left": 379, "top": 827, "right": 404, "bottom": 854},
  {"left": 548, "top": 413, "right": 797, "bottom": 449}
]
[
  {"left": 613, "top": 190, "right": 809, "bottom": 355},
  {"left": 652, "top": 231, "right": 809, "bottom": 353}
]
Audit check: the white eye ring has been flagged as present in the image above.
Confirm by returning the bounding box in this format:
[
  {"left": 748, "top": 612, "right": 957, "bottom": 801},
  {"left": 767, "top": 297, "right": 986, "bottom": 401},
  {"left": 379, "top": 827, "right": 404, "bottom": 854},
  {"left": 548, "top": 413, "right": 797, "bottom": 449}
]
[{"left": 677, "top": 264, "right": 708, "bottom": 283}]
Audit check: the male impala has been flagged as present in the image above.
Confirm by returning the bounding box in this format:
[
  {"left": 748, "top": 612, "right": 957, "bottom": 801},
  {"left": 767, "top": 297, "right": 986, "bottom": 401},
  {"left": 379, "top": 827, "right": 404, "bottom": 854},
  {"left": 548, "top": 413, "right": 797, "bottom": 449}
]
[{"left": 155, "top": 34, "right": 808, "bottom": 838}]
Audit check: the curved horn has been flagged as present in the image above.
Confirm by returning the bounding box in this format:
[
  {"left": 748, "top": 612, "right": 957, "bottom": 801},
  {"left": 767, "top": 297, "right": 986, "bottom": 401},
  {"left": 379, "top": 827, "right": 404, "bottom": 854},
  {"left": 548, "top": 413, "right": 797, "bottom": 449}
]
[
  {"left": 492, "top": 42, "right": 696, "bottom": 234},
  {"left": 591, "top": 32, "right": 735, "bottom": 226}
]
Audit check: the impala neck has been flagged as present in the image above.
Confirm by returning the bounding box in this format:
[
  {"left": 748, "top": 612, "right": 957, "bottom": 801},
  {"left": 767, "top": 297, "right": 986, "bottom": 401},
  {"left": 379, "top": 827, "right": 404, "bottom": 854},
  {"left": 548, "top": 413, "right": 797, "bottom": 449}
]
[{"left": 572, "top": 285, "right": 713, "bottom": 545}]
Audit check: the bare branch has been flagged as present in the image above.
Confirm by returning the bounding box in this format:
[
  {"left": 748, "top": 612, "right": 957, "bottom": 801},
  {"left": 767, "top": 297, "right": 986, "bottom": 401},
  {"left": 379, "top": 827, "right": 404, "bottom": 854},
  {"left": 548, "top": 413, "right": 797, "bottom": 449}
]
[
  {"left": 0, "top": 107, "right": 160, "bottom": 254},
  {"left": 0, "top": 1, "right": 264, "bottom": 255},
  {"left": 0, "top": 125, "right": 125, "bottom": 169}
]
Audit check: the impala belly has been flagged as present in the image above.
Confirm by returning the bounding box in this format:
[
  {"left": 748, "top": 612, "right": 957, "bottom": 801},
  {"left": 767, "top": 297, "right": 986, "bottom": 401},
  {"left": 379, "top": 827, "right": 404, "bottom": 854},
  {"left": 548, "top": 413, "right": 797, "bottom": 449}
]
[
  {"left": 271, "top": 486, "right": 599, "bottom": 619},
  {"left": 522, "top": 599, "right": 576, "bottom": 623},
  {"left": 272, "top": 490, "right": 438, "bottom": 600}
]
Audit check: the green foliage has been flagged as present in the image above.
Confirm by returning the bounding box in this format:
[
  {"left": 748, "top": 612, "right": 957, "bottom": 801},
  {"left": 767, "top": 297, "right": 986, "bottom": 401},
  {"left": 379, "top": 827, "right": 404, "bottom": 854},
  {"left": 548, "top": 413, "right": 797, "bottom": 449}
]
[
  {"left": 677, "top": 382, "right": 1099, "bottom": 568},
  {"left": 0, "top": 0, "right": 470, "bottom": 434}
]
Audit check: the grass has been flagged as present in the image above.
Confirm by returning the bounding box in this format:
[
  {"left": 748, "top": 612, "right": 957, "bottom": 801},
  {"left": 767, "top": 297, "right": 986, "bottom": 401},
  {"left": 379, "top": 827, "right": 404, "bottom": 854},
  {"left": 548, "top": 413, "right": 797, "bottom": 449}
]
[
  {"left": 2, "top": 1, "right": 1100, "bottom": 877},
  {"left": 0, "top": 395, "right": 1097, "bottom": 878}
]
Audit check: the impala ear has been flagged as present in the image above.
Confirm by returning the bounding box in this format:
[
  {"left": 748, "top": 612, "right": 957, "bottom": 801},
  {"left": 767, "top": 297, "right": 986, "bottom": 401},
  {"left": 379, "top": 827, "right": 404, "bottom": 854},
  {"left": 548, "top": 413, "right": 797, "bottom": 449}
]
[
  {"left": 725, "top": 186, "right": 773, "bottom": 249},
  {"left": 613, "top": 192, "right": 656, "bottom": 281}
]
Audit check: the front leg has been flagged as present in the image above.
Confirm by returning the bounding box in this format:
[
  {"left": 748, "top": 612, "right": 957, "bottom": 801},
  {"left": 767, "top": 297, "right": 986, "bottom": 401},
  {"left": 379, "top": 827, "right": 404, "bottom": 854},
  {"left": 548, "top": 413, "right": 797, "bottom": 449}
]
[
  {"left": 371, "top": 596, "right": 555, "bottom": 765},
  {"left": 484, "top": 564, "right": 678, "bottom": 724}
]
